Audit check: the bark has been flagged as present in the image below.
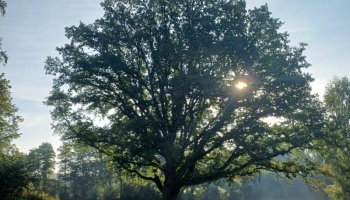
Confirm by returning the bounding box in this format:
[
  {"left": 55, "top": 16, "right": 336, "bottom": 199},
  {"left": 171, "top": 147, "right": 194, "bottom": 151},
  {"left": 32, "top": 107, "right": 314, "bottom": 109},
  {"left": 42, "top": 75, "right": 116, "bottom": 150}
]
[
  {"left": 162, "top": 170, "right": 181, "bottom": 200},
  {"left": 162, "top": 184, "right": 181, "bottom": 200}
]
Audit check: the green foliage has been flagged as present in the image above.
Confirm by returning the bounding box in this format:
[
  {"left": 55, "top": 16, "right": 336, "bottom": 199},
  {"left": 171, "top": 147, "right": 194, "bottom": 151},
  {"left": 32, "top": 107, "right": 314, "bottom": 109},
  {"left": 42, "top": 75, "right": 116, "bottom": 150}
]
[
  {"left": 323, "top": 76, "right": 350, "bottom": 199},
  {"left": 0, "top": 152, "right": 34, "bottom": 200},
  {"left": 27, "top": 142, "right": 56, "bottom": 194},
  {"left": 56, "top": 141, "right": 161, "bottom": 200},
  {"left": 57, "top": 142, "right": 115, "bottom": 200},
  {"left": 179, "top": 179, "right": 243, "bottom": 200},
  {"left": 118, "top": 180, "right": 161, "bottom": 200},
  {"left": 45, "top": 0, "right": 325, "bottom": 199},
  {"left": 22, "top": 191, "right": 56, "bottom": 200},
  {"left": 0, "top": 74, "right": 22, "bottom": 153},
  {"left": 101, "top": 184, "right": 119, "bottom": 200}
]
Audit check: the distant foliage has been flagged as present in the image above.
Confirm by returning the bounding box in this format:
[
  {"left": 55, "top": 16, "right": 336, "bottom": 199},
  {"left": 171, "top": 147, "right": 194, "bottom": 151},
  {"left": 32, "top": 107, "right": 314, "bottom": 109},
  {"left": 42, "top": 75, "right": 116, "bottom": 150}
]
[
  {"left": 57, "top": 142, "right": 115, "bottom": 200},
  {"left": 21, "top": 191, "right": 56, "bottom": 200},
  {"left": 241, "top": 172, "right": 329, "bottom": 200},
  {"left": 179, "top": 179, "right": 243, "bottom": 200},
  {"left": 27, "top": 142, "right": 56, "bottom": 195}
]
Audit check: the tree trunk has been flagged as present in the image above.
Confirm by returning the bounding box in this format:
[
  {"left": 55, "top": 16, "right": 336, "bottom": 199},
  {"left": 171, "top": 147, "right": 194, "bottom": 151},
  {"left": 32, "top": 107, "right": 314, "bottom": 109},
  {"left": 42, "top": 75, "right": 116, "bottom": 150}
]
[
  {"left": 162, "top": 184, "right": 181, "bottom": 200},
  {"left": 162, "top": 171, "right": 181, "bottom": 200}
]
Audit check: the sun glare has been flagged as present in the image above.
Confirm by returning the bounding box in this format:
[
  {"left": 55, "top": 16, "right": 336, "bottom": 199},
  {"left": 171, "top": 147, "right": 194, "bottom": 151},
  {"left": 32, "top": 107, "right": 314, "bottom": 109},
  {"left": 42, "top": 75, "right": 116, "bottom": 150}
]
[{"left": 235, "top": 81, "right": 247, "bottom": 89}]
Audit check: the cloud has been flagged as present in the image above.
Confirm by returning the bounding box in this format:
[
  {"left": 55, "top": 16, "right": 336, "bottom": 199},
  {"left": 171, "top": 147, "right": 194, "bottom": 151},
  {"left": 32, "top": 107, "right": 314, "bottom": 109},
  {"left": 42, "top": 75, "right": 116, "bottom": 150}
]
[{"left": 11, "top": 84, "right": 51, "bottom": 103}]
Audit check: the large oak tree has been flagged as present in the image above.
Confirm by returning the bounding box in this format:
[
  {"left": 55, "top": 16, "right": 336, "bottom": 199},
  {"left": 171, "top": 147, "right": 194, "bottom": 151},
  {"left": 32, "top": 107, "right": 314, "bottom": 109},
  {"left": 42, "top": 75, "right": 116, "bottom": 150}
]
[{"left": 45, "top": 0, "right": 325, "bottom": 199}]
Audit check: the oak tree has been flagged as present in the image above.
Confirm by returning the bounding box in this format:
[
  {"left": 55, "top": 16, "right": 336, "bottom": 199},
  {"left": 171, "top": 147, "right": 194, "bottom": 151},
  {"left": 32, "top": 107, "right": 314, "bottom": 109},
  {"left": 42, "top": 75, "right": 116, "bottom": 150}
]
[{"left": 45, "top": 0, "right": 325, "bottom": 199}]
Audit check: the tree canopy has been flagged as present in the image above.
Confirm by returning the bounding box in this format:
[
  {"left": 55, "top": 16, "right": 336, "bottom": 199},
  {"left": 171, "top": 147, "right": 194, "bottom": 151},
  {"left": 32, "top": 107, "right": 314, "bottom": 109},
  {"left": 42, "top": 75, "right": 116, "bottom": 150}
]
[{"left": 45, "top": 0, "right": 325, "bottom": 199}]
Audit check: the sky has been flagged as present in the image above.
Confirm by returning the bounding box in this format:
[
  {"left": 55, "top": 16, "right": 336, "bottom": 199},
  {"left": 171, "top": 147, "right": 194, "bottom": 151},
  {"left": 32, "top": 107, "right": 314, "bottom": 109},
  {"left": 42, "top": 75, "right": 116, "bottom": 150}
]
[{"left": 1, "top": 0, "right": 350, "bottom": 154}]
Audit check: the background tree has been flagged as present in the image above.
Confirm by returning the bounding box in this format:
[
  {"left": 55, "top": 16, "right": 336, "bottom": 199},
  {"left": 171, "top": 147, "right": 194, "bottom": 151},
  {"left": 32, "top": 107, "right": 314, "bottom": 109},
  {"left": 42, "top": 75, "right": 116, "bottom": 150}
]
[
  {"left": 179, "top": 179, "right": 243, "bottom": 200},
  {"left": 57, "top": 142, "right": 114, "bottom": 200},
  {"left": 323, "top": 76, "right": 350, "bottom": 200},
  {"left": 45, "top": 0, "right": 325, "bottom": 199},
  {"left": 57, "top": 143, "right": 72, "bottom": 200},
  {"left": 240, "top": 172, "right": 329, "bottom": 200},
  {"left": 27, "top": 142, "right": 56, "bottom": 194},
  {"left": 0, "top": 74, "right": 22, "bottom": 154},
  {"left": 57, "top": 141, "right": 162, "bottom": 200},
  {"left": 113, "top": 172, "right": 162, "bottom": 200}
]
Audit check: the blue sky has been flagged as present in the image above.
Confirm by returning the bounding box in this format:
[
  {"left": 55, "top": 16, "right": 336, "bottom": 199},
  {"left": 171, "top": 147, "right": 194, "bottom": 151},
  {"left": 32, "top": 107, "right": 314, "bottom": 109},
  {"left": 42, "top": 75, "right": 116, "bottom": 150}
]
[{"left": 1, "top": 0, "right": 350, "bottom": 154}]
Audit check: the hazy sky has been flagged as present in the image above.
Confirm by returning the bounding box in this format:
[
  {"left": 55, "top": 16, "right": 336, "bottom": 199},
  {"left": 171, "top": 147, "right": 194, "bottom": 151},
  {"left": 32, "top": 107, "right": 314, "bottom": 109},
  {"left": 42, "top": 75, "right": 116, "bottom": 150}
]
[{"left": 1, "top": 0, "right": 350, "bottom": 154}]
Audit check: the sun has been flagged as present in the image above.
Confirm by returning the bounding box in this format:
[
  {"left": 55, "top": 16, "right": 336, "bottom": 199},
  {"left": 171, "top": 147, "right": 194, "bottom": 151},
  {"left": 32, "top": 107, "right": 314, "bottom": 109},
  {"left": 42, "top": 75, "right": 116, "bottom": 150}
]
[{"left": 235, "top": 81, "right": 247, "bottom": 89}]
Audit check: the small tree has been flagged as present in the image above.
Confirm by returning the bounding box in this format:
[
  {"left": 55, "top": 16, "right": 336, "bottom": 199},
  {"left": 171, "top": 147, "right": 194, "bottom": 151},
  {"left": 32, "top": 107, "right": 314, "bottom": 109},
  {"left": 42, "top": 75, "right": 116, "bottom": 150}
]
[{"left": 45, "top": 0, "right": 325, "bottom": 199}]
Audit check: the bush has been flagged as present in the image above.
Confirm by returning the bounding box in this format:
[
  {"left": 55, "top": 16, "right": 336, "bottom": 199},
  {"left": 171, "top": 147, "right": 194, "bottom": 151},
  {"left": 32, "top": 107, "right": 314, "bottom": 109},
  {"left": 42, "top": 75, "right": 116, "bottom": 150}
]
[{"left": 0, "top": 153, "right": 33, "bottom": 200}]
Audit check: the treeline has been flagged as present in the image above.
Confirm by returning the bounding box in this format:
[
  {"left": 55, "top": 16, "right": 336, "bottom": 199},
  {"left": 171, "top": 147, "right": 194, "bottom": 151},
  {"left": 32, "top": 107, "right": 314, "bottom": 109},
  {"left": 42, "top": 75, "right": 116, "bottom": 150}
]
[{"left": 0, "top": 141, "right": 330, "bottom": 200}]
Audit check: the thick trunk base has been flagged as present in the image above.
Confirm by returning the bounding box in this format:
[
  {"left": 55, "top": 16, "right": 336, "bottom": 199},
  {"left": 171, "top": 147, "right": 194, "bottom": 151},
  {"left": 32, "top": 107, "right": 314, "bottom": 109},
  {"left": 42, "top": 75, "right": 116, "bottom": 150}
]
[{"left": 162, "top": 185, "right": 181, "bottom": 200}]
